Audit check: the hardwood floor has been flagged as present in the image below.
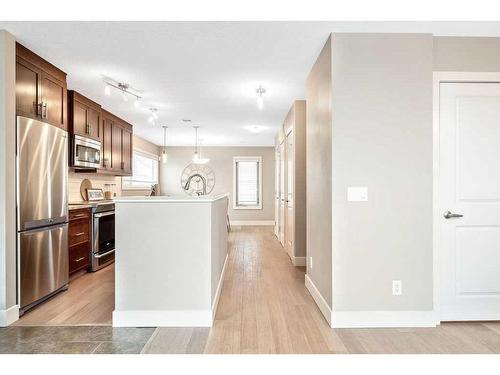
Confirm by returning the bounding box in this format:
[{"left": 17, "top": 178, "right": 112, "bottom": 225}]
[
  {"left": 9, "top": 225, "right": 500, "bottom": 354},
  {"left": 144, "top": 226, "right": 500, "bottom": 354},
  {"left": 14, "top": 264, "right": 114, "bottom": 326}
]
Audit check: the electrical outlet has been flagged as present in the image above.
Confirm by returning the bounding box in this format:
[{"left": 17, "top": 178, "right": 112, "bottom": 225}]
[
  {"left": 309, "top": 257, "right": 313, "bottom": 269},
  {"left": 392, "top": 280, "right": 402, "bottom": 296}
]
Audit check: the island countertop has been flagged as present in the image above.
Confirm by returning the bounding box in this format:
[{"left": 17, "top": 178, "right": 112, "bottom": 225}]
[{"left": 113, "top": 193, "right": 229, "bottom": 203}]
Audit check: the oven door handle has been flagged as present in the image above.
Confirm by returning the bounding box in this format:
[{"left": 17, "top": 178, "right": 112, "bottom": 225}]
[
  {"left": 94, "top": 211, "right": 115, "bottom": 218},
  {"left": 94, "top": 249, "right": 115, "bottom": 258}
]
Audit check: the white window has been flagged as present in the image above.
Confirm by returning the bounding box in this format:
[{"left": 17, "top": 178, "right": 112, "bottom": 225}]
[
  {"left": 122, "top": 150, "right": 159, "bottom": 190},
  {"left": 233, "top": 156, "right": 262, "bottom": 209}
]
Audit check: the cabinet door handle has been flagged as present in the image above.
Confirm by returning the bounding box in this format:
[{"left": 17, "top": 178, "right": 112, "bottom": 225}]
[
  {"left": 41, "top": 102, "right": 47, "bottom": 119},
  {"left": 74, "top": 232, "right": 85, "bottom": 236},
  {"left": 72, "top": 214, "right": 86, "bottom": 219},
  {"left": 75, "top": 257, "right": 86, "bottom": 262},
  {"left": 37, "top": 102, "right": 43, "bottom": 118}
]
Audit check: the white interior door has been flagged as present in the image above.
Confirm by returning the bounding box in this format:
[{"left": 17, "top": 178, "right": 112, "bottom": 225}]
[
  {"left": 440, "top": 82, "right": 500, "bottom": 321},
  {"left": 285, "top": 131, "right": 294, "bottom": 259},
  {"left": 279, "top": 140, "right": 286, "bottom": 246}
]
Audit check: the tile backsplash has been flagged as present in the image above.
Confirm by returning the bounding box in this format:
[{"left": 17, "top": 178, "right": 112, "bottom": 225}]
[
  {"left": 68, "top": 172, "right": 122, "bottom": 202},
  {"left": 68, "top": 171, "right": 153, "bottom": 202}
]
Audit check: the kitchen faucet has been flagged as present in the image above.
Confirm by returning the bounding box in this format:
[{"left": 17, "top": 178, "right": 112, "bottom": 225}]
[{"left": 183, "top": 173, "right": 207, "bottom": 196}]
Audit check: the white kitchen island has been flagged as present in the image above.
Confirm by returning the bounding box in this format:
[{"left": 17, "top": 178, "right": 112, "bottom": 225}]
[{"left": 112, "top": 194, "right": 229, "bottom": 327}]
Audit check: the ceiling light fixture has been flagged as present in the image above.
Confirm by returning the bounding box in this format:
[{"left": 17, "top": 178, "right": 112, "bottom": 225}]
[
  {"left": 256, "top": 86, "right": 266, "bottom": 110},
  {"left": 245, "top": 125, "right": 267, "bottom": 134},
  {"left": 148, "top": 108, "right": 159, "bottom": 124},
  {"left": 192, "top": 126, "right": 210, "bottom": 164},
  {"left": 103, "top": 79, "right": 143, "bottom": 107},
  {"left": 161, "top": 126, "right": 168, "bottom": 164}
]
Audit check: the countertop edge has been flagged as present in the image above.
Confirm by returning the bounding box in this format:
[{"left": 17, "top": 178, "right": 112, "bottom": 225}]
[{"left": 113, "top": 193, "right": 229, "bottom": 204}]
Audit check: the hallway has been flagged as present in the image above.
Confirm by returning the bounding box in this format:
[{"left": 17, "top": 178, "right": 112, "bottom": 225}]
[
  {"left": 144, "top": 226, "right": 500, "bottom": 354},
  {"left": 146, "top": 225, "right": 340, "bottom": 353}
]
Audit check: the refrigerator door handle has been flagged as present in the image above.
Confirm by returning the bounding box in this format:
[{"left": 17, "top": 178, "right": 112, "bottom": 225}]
[{"left": 21, "top": 222, "right": 68, "bottom": 234}]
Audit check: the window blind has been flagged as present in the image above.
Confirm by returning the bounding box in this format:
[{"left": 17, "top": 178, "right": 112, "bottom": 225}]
[{"left": 236, "top": 160, "right": 259, "bottom": 205}]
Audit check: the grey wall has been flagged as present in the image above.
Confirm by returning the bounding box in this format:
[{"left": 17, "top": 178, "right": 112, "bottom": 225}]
[
  {"left": 292, "top": 101, "right": 307, "bottom": 258},
  {"left": 304, "top": 33, "right": 500, "bottom": 317},
  {"left": 0, "top": 30, "right": 16, "bottom": 322},
  {"left": 331, "top": 33, "right": 434, "bottom": 311},
  {"left": 159, "top": 146, "right": 275, "bottom": 222},
  {"left": 306, "top": 36, "right": 333, "bottom": 307},
  {"left": 434, "top": 36, "right": 500, "bottom": 72}
]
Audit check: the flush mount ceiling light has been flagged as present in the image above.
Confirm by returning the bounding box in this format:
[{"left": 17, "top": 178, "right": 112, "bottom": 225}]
[
  {"left": 245, "top": 125, "right": 267, "bottom": 134},
  {"left": 256, "top": 86, "right": 266, "bottom": 110},
  {"left": 161, "top": 126, "right": 168, "bottom": 164},
  {"left": 148, "top": 108, "right": 159, "bottom": 124},
  {"left": 192, "top": 126, "right": 210, "bottom": 164}
]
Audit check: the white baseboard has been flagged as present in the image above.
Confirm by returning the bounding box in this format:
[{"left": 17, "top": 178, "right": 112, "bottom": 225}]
[
  {"left": 230, "top": 220, "right": 275, "bottom": 226},
  {"left": 112, "top": 310, "right": 213, "bottom": 327},
  {"left": 305, "top": 274, "right": 332, "bottom": 326},
  {"left": 0, "top": 304, "right": 19, "bottom": 327},
  {"left": 331, "top": 310, "right": 438, "bottom": 328},
  {"left": 212, "top": 254, "right": 228, "bottom": 319},
  {"left": 292, "top": 256, "right": 306, "bottom": 266}
]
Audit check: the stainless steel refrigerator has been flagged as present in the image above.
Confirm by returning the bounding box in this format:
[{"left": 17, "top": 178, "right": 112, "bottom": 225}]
[{"left": 16, "top": 116, "right": 69, "bottom": 313}]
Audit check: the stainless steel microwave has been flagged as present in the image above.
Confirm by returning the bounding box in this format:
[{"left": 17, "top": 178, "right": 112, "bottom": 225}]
[{"left": 72, "top": 135, "right": 101, "bottom": 169}]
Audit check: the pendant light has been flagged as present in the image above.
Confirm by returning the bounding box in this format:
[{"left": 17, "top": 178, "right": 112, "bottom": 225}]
[
  {"left": 192, "top": 126, "right": 210, "bottom": 164},
  {"left": 161, "top": 126, "right": 168, "bottom": 164},
  {"left": 256, "top": 86, "right": 266, "bottom": 110}
]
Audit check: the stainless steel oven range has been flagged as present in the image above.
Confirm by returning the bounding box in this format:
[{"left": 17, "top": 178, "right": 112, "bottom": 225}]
[{"left": 91, "top": 202, "right": 115, "bottom": 271}]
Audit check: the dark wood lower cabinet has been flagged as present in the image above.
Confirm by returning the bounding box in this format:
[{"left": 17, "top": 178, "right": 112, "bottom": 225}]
[{"left": 68, "top": 208, "right": 91, "bottom": 275}]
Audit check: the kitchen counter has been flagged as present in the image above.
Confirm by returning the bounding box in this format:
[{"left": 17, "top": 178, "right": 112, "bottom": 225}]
[
  {"left": 112, "top": 194, "right": 229, "bottom": 327},
  {"left": 68, "top": 200, "right": 115, "bottom": 210},
  {"left": 112, "top": 193, "right": 228, "bottom": 203}
]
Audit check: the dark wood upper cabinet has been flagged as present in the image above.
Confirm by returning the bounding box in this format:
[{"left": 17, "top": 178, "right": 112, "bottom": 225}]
[
  {"left": 101, "top": 114, "right": 113, "bottom": 171},
  {"left": 87, "top": 107, "right": 101, "bottom": 140},
  {"left": 16, "top": 43, "right": 67, "bottom": 131},
  {"left": 41, "top": 72, "right": 66, "bottom": 129},
  {"left": 111, "top": 122, "right": 123, "bottom": 172},
  {"left": 121, "top": 127, "right": 133, "bottom": 175},
  {"left": 101, "top": 109, "right": 133, "bottom": 176},
  {"left": 15, "top": 56, "right": 41, "bottom": 118},
  {"left": 68, "top": 91, "right": 101, "bottom": 141}
]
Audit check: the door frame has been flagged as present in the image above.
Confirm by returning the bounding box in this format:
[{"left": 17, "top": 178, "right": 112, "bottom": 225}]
[{"left": 433, "top": 72, "right": 500, "bottom": 322}]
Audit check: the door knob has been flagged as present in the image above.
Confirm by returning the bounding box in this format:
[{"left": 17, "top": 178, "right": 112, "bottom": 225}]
[{"left": 443, "top": 211, "right": 464, "bottom": 219}]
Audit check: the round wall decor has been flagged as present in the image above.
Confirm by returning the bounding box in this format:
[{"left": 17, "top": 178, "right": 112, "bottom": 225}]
[{"left": 181, "top": 163, "right": 216, "bottom": 196}]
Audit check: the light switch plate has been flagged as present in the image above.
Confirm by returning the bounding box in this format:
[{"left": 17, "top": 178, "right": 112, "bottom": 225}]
[{"left": 347, "top": 187, "right": 368, "bottom": 202}]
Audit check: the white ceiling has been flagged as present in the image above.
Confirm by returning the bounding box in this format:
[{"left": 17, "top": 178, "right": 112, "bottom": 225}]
[{"left": 2, "top": 21, "right": 500, "bottom": 147}]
